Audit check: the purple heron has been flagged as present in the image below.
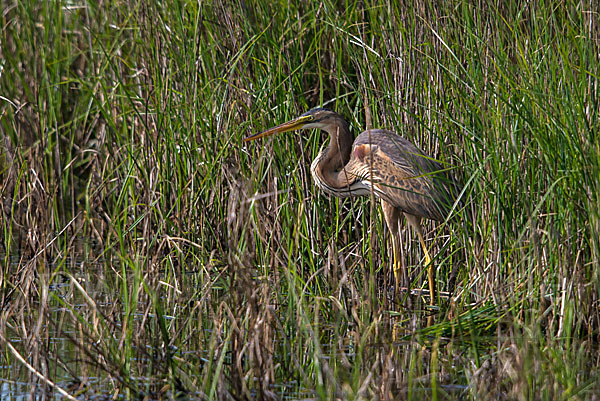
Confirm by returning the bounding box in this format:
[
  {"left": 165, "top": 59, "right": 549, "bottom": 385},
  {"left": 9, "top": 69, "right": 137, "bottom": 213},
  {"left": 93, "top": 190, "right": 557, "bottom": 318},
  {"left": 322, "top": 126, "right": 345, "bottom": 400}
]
[{"left": 245, "top": 108, "right": 460, "bottom": 304}]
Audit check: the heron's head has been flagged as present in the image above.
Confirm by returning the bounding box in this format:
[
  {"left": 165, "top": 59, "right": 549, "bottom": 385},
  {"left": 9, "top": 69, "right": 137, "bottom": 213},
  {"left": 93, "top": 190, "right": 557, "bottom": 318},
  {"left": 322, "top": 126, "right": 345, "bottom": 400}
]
[{"left": 244, "top": 108, "right": 341, "bottom": 142}]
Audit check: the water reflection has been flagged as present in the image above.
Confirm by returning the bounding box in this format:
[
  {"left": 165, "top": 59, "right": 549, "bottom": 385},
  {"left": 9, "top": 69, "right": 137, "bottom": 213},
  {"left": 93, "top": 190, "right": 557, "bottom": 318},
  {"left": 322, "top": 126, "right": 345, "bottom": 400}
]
[{"left": 1, "top": 256, "right": 499, "bottom": 400}]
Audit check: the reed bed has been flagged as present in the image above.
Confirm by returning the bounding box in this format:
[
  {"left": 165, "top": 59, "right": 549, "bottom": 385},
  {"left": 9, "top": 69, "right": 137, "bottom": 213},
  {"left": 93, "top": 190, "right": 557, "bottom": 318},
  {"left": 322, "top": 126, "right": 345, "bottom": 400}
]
[{"left": 1, "top": 0, "right": 598, "bottom": 399}]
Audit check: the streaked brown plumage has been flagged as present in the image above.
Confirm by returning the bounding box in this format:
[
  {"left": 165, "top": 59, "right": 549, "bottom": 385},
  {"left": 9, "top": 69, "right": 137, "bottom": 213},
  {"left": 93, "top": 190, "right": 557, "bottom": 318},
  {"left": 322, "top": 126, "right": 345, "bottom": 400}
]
[{"left": 245, "top": 108, "right": 460, "bottom": 304}]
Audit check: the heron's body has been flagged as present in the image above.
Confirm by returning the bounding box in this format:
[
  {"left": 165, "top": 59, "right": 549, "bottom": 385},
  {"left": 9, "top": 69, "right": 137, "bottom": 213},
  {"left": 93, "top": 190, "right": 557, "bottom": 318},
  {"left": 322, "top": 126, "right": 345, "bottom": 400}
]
[
  {"left": 310, "top": 128, "right": 453, "bottom": 221},
  {"left": 245, "top": 108, "right": 460, "bottom": 304}
]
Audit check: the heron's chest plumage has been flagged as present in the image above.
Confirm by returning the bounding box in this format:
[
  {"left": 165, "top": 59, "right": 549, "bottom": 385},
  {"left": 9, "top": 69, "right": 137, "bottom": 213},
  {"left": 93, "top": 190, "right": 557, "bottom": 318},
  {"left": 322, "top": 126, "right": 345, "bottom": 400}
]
[{"left": 309, "top": 149, "right": 371, "bottom": 199}]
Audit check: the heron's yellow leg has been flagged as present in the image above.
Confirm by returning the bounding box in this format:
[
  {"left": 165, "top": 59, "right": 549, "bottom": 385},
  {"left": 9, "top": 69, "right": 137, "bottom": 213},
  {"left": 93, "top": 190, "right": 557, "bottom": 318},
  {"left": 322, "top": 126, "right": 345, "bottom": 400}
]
[
  {"left": 416, "top": 232, "right": 435, "bottom": 305},
  {"left": 381, "top": 200, "right": 403, "bottom": 295},
  {"left": 392, "top": 234, "right": 402, "bottom": 294}
]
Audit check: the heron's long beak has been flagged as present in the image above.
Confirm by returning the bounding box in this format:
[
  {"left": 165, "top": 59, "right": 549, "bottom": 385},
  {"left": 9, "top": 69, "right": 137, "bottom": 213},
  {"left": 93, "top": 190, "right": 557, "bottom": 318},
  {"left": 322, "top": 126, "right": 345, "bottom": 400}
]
[{"left": 244, "top": 115, "right": 312, "bottom": 142}]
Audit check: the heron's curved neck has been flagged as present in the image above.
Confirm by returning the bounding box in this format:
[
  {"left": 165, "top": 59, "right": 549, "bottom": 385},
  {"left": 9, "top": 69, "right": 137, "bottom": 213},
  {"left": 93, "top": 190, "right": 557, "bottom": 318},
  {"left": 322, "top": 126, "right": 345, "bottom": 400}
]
[{"left": 312, "top": 117, "right": 354, "bottom": 190}]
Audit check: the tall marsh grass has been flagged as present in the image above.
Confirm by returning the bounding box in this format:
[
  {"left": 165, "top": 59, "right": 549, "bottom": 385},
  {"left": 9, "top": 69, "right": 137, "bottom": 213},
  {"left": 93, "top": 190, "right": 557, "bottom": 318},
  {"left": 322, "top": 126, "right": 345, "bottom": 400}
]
[{"left": 1, "top": 0, "right": 598, "bottom": 399}]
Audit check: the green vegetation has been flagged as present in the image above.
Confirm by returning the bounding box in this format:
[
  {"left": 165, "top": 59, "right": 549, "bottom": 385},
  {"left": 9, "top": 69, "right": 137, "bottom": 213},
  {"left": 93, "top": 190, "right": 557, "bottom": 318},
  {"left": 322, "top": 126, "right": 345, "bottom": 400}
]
[{"left": 1, "top": 0, "right": 598, "bottom": 399}]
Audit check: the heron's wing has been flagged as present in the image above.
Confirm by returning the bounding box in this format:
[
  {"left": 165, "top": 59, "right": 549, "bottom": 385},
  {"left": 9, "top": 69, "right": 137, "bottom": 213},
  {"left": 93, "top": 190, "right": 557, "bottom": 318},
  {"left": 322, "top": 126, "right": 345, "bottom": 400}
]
[{"left": 347, "top": 130, "right": 457, "bottom": 220}]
